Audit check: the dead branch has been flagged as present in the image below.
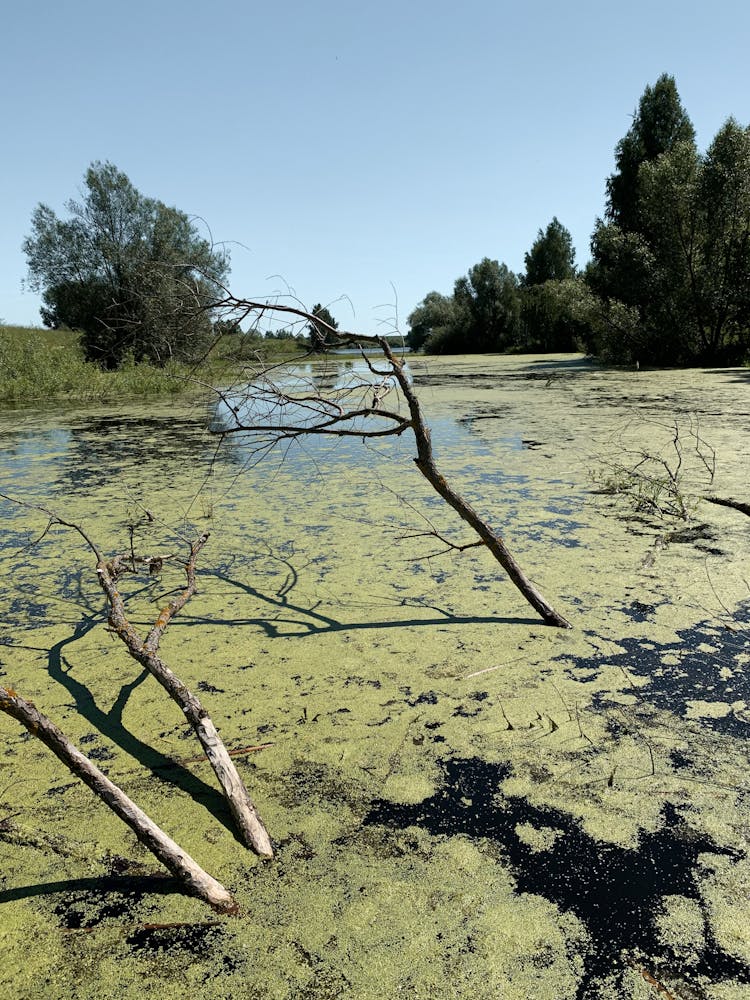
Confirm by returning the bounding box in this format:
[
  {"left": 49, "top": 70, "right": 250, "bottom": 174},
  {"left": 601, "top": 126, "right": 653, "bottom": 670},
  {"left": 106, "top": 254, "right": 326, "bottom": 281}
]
[
  {"left": 0, "top": 495, "right": 273, "bottom": 858},
  {"left": 97, "top": 535, "right": 273, "bottom": 858},
  {"left": 205, "top": 297, "right": 571, "bottom": 628},
  {"left": 0, "top": 685, "right": 237, "bottom": 914},
  {"left": 591, "top": 415, "right": 716, "bottom": 522}
]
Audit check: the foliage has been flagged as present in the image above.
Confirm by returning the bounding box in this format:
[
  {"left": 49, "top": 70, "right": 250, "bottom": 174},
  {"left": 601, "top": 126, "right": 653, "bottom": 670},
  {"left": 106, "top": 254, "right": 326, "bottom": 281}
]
[
  {"left": 523, "top": 217, "right": 576, "bottom": 286},
  {"left": 453, "top": 258, "right": 521, "bottom": 352},
  {"left": 406, "top": 292, "right": 458, "bottom": 351},
  {"left": 605, "top": 73, "right": 696, "bottom": 233},
  {"left": 307, "top": 303, "right": 339, "bottom": 351},
  {"left": 23, "top": 162, "right": 229, "bottom": 370},
  {"left": 587, "top": 76, "right": 750, "bottom": 365},
  {"left": 411, "top": 259, "right": 522, "bottom": 354},
  {"left": 0, "top": 325, "right": 303, "bottom": 403},
  {"left": 519, "top": 277, "right": 593, "bottom": 352}
]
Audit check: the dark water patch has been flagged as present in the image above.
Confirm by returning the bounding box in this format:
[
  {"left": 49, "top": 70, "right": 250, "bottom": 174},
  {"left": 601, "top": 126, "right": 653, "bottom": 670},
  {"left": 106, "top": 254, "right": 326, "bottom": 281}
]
[
  {"left": 572, "top": 603, "right": 750, "bottom": 737},
  {"left": 620, "top": 600, "right": 664, "bottom": 622},
  {"left": 126, "top": 921, "right": 227, "bottom": 957},
  {"left": 364, "top": 756, "right": 750, "bottom": 998},
  {"left": 48, "top": 876, "right": 176, "bottom": 928}
]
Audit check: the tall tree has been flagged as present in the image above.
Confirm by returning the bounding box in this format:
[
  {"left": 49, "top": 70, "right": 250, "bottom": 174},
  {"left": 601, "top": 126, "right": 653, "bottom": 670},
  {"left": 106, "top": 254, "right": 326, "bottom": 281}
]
[
  {"left": 694, "top": 118, "right": 750, "bottom": 360},
  {"left": 307, "top": 303, "right": 339, "bottom": 352},
  {"left": 586, "top": 76, "right": 703, "bottom": 363},
  {"left": 523, "top": 218, "right": 576, "bottom": 286},
  {"left": 605, "top": 73, "right": 695, "bottom": 233},
  {"left": 23, "top": 162, "right": 229, "bottom": 369}
]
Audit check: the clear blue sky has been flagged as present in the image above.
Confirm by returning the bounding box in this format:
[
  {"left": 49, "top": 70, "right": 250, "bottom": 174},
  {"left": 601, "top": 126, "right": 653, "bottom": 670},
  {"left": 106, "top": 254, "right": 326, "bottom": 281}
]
[{"left": 2, "top": 0, "right": 749, "bottom": 331}]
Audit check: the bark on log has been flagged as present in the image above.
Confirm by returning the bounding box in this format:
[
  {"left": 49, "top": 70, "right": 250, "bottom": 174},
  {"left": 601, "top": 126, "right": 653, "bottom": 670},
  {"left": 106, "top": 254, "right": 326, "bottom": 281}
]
[
  {"left": 0, "top": 686, "right": 238, "bottom": 914},
  {"left": 96, "top": 536, "right": 273, "bottom": 858}
]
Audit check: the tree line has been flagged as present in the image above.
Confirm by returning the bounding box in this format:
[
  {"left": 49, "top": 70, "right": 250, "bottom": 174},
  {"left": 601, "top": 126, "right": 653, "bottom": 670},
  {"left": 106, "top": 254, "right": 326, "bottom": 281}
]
[
  {"left": 22, "top": 75, "right": 750, "bottom": 369},
  {"left": 407, "top": 75, "right": 750, "bottom": 366}
]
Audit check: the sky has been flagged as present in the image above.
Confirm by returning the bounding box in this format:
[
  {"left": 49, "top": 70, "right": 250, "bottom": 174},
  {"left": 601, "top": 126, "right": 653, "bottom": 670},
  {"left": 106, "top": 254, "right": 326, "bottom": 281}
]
[{"left": 2, "top": 0, "right": 750, "bottom": 332}]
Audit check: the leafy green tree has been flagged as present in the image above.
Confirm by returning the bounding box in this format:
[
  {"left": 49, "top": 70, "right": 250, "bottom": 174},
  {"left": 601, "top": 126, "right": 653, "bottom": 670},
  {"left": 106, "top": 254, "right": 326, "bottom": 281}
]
[
  {"left": 605, "top": 73, "right": 695, "bottom": 233},
  {"left": 694, "top": 118, "right": 750, "bottom": 360},
  {"left": 307, "top": 304, "right": 339, "bottom": 351},
  {"left": 591, "top": 116, "right": 750, "bottom": 365},
  {"left": 523, "top": 218, "right": 576, "bottom": 286},
  {"left": 406, "top": 291, "right": 459, "bottom": 351},
  {"left": 586, "top": 76, "right": 705, "bottom": 364},
  {"left": 23, "top": 162, "right": 229, "bottom": 369},
  {"left": 520, "top": 278, "right": 593, "bottom": 352},
  {"left": 450, "top": 258, "right": 521, "bottom": 353}
]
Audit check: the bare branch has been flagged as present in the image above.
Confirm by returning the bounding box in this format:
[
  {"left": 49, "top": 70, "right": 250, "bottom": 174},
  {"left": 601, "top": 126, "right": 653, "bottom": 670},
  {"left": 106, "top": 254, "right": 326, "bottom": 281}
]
[
  {"left": 0, "top": 494, "right": 273, "bottom": 857},
  {"left": 199, "top": 297, "right": 571, "bottom": 628},
  {"left": 0, "top": 686, "right": 238, "bottom": 914}
]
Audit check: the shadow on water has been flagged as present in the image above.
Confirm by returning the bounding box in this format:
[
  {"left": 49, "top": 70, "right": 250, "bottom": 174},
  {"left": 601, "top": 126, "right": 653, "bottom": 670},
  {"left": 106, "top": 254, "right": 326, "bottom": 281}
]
[
  {"left": 0, "top": 874, "right": 177, "bottom": 912},
  {"left": 45, "top": 610, "right": 241, "bottom": 841},
  {"left": 364, "top": 756, "right": 750, "bottom": 998},
  {"left": 187, "top": 569, "right": 541, "bottom": 638}
]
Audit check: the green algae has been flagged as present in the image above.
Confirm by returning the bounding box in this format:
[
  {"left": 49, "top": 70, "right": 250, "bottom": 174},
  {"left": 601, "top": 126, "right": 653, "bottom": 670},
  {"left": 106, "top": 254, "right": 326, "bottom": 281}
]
[{"left": 1, "top": 357, "right": 750, "bottom": 997}]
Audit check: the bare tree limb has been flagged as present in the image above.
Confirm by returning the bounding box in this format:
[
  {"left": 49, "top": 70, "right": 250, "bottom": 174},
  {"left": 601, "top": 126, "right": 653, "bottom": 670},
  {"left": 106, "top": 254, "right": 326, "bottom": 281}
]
[
  {"left": 0, "top": 686, "right": 238, "bottom": 914},
  {"left": 204, "top": 299, "right": 571, "bottom": 628},
  {"left": 0, "top": 494, "right": 273, "bottom": 858}
]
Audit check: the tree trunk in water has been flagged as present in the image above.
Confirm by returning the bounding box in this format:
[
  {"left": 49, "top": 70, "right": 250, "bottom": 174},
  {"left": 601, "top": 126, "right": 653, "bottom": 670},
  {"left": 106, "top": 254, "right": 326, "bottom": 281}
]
[
  {"left": 383, "top": 343, "right": 572, "bottom": 629},
  {"left": 0, "top": 686, "right": 238, "bottom": 914}
]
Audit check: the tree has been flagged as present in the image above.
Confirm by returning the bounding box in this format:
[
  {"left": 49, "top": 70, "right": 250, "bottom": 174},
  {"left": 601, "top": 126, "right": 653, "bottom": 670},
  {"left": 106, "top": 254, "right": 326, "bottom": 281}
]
[
  {"left": 523, "top": 218, "right": 576, "bottom": 286},
  {"left": 450, "top": 258, "right": 521, "bottom": 353},
  {"left": 519, "top": 278, "right": 590, "bottom": 353},
  {"left": 585, "top": 76, "right": 750, "bottom": 365},
  {"left": 588, "top": 111, "right": 750, "bottom": 365},
  {"left": 605, "top": 74, "right": 695, "bottom": 233},
  {"left": 693, "top": 118, "right": 750, "bottom": 360},
  {"left": 307, "top": 303, "right": 339, "bottom": 352},
  {"left": 23, "top": 162, "right": 230, "bottom": 369},
  {"left": 406, "top": 292, "right": 458, "bottom": 351}
]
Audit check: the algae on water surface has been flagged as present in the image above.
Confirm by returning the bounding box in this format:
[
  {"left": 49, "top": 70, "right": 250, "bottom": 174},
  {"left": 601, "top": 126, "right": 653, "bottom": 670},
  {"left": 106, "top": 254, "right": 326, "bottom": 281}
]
[{"left": 1, "top": 356, "right": 749, "bottom": 999}]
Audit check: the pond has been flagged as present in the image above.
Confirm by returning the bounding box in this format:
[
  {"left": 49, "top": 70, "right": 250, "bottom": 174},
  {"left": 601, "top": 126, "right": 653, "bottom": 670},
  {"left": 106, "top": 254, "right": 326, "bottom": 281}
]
[{"left": 1, "top": 353, "right": 749, "bottom": 999}]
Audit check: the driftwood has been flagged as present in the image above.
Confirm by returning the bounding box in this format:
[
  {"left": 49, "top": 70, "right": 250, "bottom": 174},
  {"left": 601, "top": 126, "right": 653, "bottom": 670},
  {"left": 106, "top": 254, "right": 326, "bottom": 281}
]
[
  {"left": 97, "top": 534, "right": 273, "bottom": 858},
  {"left": 207, "top": 297, "right": 571, "bottom": 628},
  {"left": 0, "top": 685, "right": 238, "bottom": 914},
  {"left": 0, "top": 495, "right": 272, "bottom": 858}
]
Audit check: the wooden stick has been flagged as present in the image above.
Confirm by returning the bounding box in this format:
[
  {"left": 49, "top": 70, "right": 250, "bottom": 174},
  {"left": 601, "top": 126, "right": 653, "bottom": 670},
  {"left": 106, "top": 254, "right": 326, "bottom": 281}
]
[
  {"left": 97, "top": 535, "right": 273, "bottom": 858},
  {"left": 0, "top": 686, "right": 238, "bottom": 914},
  {"left": 0, "top": 497, "right": 273, "bottom": 858}
]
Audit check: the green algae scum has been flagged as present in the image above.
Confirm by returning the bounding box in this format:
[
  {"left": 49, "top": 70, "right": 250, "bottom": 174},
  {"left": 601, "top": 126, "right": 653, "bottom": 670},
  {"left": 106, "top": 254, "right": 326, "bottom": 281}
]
[{"left": 1, "top": 353, "right": 749, "bottom": 999}]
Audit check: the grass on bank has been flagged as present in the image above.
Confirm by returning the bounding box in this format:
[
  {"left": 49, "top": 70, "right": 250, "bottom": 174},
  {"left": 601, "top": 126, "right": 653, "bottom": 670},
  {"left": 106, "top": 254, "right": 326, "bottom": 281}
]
[{"left": 0, "top": 326, "right": 306, "bottom": 404}]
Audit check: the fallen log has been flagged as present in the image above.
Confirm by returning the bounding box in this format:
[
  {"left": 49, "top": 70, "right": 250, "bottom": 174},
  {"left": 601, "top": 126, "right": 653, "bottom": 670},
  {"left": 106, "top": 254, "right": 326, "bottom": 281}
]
[{"left": 0, "top": 685, "right": 238, "bottom": 914}]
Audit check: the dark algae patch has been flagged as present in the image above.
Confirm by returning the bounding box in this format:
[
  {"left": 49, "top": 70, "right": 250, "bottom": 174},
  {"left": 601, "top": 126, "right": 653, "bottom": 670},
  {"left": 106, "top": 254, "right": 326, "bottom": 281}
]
[{"left": 365, "top": 756, "right": 750, "bottom": 998}]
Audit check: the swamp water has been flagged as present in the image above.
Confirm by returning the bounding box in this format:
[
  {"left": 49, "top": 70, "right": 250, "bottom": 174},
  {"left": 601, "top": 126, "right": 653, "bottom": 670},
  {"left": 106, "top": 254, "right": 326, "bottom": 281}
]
[{"left": 0, "top": 354, "right": 749, "bottom": 999}]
